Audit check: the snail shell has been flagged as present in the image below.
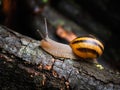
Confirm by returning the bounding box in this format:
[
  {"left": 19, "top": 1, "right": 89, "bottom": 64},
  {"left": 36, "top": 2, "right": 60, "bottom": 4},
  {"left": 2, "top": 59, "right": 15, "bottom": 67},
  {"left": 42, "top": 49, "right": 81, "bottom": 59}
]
[{"left": 70, "top": 36, "right": 104, "bottom": 59}]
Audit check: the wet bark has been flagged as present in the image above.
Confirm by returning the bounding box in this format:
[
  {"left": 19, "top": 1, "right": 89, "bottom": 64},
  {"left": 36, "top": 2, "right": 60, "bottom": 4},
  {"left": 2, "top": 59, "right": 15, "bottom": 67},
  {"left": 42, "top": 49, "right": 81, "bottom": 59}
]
[{"left": 0, "top": 25, "right": 120, "bottom": 90}]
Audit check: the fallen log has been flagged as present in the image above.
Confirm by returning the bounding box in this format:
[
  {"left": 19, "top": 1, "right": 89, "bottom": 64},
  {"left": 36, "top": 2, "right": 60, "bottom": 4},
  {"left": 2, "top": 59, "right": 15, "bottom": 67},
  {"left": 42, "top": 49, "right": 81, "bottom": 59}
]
[{"left": 0, "top": 25, "right": 120, "bottom": 90}]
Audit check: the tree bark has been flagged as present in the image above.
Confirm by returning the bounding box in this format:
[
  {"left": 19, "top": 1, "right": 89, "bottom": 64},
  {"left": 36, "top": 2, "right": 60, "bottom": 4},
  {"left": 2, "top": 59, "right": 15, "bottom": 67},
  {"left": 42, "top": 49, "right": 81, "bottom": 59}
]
[{"left": 0, "top": 25, "right": 120, "bottom": 90}]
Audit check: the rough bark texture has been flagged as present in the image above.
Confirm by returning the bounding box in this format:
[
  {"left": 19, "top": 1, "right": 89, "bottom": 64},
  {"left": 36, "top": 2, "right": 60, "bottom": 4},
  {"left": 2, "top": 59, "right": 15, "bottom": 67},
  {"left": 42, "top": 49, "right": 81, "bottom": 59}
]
[{"left": 0, "top": 25, "right": 120, "bottom": 90}]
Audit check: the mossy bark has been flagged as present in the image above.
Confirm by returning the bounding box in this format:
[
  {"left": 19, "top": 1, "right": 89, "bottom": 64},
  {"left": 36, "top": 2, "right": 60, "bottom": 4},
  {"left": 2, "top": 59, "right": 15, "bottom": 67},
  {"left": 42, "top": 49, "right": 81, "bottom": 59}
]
[{"left": 0, "top": 25, "right": 120, "bottom": 90}]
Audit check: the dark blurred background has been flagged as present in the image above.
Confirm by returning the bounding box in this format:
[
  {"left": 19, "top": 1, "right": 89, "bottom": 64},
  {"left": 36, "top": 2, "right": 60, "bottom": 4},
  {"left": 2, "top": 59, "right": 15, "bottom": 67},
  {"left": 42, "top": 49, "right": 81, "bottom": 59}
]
[{"left": 0, "top": 0, "right": 120, "bottom": 70}]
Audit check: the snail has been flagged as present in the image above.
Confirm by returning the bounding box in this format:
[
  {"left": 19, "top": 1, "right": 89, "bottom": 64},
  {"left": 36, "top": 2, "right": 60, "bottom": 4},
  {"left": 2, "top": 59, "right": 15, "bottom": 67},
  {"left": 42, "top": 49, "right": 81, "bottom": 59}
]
[{"left": 38, "top": 18, "right": 104, "bottom": 62}]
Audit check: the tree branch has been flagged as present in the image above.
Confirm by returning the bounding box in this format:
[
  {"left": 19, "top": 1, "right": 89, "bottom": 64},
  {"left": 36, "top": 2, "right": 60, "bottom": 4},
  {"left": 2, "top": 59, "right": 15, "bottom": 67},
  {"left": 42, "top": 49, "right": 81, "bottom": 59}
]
[{"left": 0, "top": 25, "right": 120, "bottom": 90}]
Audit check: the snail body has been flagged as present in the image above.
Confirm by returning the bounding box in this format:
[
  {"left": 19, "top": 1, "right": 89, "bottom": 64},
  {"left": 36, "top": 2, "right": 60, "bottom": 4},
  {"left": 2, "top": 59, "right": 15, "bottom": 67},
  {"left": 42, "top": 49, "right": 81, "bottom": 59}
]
[
  {"left": 40, "top": 37, "right": 78, "bottom": 59},
  {"left": 39, "top": 18, "right": 104, "bottom": 60}
]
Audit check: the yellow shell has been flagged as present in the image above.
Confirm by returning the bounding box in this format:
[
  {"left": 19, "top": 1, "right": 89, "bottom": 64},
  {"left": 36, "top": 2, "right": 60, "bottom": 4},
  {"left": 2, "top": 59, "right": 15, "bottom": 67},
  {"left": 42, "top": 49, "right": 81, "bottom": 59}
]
[{"left": 70, "top": 36, "right": 104, "bottom": 59}]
